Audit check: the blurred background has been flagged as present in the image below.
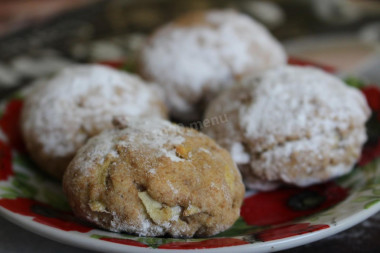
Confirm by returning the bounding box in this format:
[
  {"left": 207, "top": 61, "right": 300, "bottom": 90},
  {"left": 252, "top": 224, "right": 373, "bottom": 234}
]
[{"left": 0, "top": 0, "right": 379, "bottom": 98}]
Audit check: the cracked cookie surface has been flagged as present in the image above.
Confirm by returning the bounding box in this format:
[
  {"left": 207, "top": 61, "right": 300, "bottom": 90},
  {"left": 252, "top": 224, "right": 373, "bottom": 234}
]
[
  {"left": 63, "top": 118, "right": 244, "bottom": 237},
  {"left": 203, "top": 65, "right": 370, "bottom": 190},
  {"left": 21, "top": 64, "right": 167, "bottom": 179}
]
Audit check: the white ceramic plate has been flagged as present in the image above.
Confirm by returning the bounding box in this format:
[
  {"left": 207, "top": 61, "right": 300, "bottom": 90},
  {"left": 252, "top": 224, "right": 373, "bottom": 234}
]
[
  {"left": 0, "top": 82, "right": 380, "bottom": 252},
  {"left": 1, "top": 34, "right": 380, "bottom": 251}
]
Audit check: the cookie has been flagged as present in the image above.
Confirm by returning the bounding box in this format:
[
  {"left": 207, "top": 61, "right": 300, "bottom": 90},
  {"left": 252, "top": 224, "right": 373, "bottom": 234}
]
[
  {"left": 21, "top": 64, "right": 167, "bottom": 179},
  {"left": 139, "top": 9, "right": 286, "bottom": 121},
  {"left": 63, "top": 117, "right": 244, "bottom": 237},
  {"left": 203, "top": 65, "right": 370, "bottom": 190}
]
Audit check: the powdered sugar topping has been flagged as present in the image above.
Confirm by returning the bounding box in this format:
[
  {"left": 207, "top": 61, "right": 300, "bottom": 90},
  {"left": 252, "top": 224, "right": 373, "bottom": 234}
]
[
  {"left": 75, "top": 118, "right": 187, "bottom": 176},
  {"left": 141, "top": 9, "right": 286, "bottom": 114},
  {"left": 205, "top": 65, "right": 371, "bottom": 188},
  {"left": 22, "top": 64, "right": 165, "bottom": 157},
  {"left": 240, "top": 65, "right": 370, "bottom": 152},
  {"left": 116, "top": 119, "right": 186, "bottom": 162},
  {"left": 230, "top": 142, "right": 250, "bottom": 164}
]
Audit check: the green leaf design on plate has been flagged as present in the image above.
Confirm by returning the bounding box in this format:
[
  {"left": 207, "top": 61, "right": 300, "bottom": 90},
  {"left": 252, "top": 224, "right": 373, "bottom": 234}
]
[
  {"left": 345, "top": 77, "right": 365, "bottom": 89},
  {"left": 135, "top": 237, "right": 200, "bottom": 249},
  {"left": 12, "top": 178, "right": 37, "bottom": 198},
  {"left": 13, "top": 154, "right": 53, "bottom": 183},
  {"left": 122, "top": 61, "right": 138, "bottom": 74},
  {"left": 287, "top": 191, "right": 326, "bottom": 211},
  {"left": 13, "top": 154, "right": 37, "bottom": 170},
  {"left": 363, "top": 161, "right": 378, "bottom": 175},
  {"left": 90, "top": 234, "right": 193, "bottom": 248},
  {"left": 42, "top": 188, "right": 71, "bottom": 211},
  {"left": 360, "top": 184, "right": 379, "bottom": 192},
  {"left": 306, "top": 209, "right": 335, "bottom": 222},
  {"left": 214, "top": 217, "right": 258, "bottom": 237},
  {"left": 10, "top": 92, "right": 24, "bottom": 100},
  {"left": 334, "top": 166, "right": 361, "bottom": 188},
  {"left": 0, "top": 186, "right": 20, "bottom": 195},
  {"left": 0, "top": 193, "right": 18, "bottom": 199},
  {"left": 90, "top": 234, "right": 103, "bottom": 239},
  {"left": 353, "top": 196, "right": 376, "bottom": 202},
  {"left": 364, "top": 199, "right": 380, "bottom": 209},
  {"left": 14, "top": 172, "right": 29, "bottom": 181}
]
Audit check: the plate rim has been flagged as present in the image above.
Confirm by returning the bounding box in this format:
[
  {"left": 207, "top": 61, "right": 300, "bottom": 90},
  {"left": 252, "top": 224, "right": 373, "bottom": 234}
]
[{"left": 1, "top": 191, "right": 380, "bottom": 253}]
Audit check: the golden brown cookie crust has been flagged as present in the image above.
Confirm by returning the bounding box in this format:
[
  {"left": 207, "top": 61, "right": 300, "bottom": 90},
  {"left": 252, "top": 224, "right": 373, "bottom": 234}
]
[{"left": 63, "top": 118, "right": 244, "bottom": 237}]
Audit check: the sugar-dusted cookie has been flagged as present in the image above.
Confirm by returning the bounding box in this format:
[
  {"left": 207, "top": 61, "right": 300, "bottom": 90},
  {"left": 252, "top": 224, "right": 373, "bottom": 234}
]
[
  {"left": 204, "top": 66, "right": 370, "bottom": 190},
  {"left": 139, "top": 9, "right": 286, "bottom": 120},
  {"left": 63, "top": 118, "right": 244, "bottom": 237},
  {"left": 21, "top": 64, "right": 167, "bottom": 179}
]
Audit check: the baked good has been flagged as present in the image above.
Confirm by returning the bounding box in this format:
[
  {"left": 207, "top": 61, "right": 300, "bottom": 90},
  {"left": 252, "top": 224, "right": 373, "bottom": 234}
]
[
  {"left": 139, "top": 9, "right": 286, "bottom": 121},
  {"left": 203, "top": 65, "right": 370, "bottom": 190},
  {"left": 63, "top": 117, "right": 244, "bottom": 237},
  {"left": 21, "top": 64, "right": 167, "bottom": 179}
]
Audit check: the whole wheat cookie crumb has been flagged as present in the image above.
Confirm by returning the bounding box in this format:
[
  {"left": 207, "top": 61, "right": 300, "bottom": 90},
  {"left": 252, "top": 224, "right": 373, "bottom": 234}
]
[{"left": 63, "top": 118, "right": 245, "bottom": 237}]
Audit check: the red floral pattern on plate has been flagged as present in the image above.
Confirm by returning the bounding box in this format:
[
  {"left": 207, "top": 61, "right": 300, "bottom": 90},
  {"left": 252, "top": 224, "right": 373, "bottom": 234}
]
[
  {"left": 158, "top": 238, "right": 249, "bottom": 249},
  {"left": 0, "top": 99, "right": 25, "bottom": 153},
  {"left": 0, "top": 140, "right": 13, "bottom": 181},
  {"left": 97, "top": 60, "right": 125, "bottom": 69},
  {"left": 361, "top": 86, "right": 380, "bottom": 113},
  {"left": 358, "top": 85, "right": 380, "bottom": 166},
  {"left": 241, "top": 182, "right": 348, "bottom": 226},
  {"left": 288, "top": 57, "right": 336, "bottom": 73},
  {"left": 0, "top": 198, "right": 92, "bottom": 233},
  {"left": 359, "top": 139, "right": 380, "bottom": 167},
  {"left": 256, "top": 223, "right": 330, "bottom": 242},
  {"left": 99, "top": 237, "right": 149, "bottom": 248}
]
